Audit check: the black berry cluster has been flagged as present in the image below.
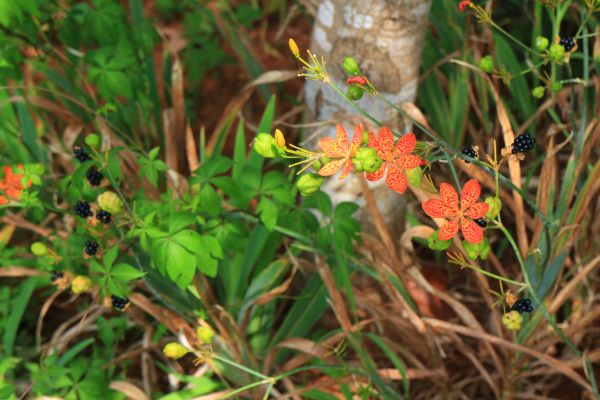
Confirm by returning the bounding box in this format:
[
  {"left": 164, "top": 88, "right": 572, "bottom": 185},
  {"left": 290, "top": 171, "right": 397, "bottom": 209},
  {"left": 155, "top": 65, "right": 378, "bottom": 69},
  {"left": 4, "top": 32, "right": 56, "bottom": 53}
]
[
  {"left": 512, "top": 298, "right": 534, "bottom": 313},
  {"left": 111, "top": 295, "right": 129, "bottom": 311},
  {"left": 74, "top": 201, "right": 93, "bottom": 218},
  {"left": 73, "top": 146, "right": 91, "bottom": 163},
  {"left": 86, "top": 167, "right": 103, "bottom": 187},
  {"left": 511, "top": 134, "right": 536, "bottom": 154},
  {"left": 50, "top": 271, "right": 63, "bottom": 282},
  {"left": 84, "top": 241, "right": 99, "bottom": 256},
  {"left": 474, "top": 218, "right": 487, "bottom": 228},
  {"left": 462, "top": 147, "right": 477, "bottom": 163},
  {"left": 96, "top": 209, "right": 112, "bottom": 224},
  {"left": 559, "top": 37, "right": 575, "bottom": 52}
]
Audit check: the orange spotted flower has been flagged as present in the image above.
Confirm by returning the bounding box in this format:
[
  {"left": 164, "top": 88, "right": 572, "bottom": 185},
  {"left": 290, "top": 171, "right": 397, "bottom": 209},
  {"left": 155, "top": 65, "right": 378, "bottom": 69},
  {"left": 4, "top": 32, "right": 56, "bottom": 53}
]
[
  {"left": 422, "top": 179, "right": 489, "bottom": 244},
  {"left": 318, "top": 124, "right": 362, "bottom": 179},
  {"left": 0, "top": 164, "right": 30, "bottom": 205},
  {"left": 365, "top": 127, "right": 422, "bottom": 194}
]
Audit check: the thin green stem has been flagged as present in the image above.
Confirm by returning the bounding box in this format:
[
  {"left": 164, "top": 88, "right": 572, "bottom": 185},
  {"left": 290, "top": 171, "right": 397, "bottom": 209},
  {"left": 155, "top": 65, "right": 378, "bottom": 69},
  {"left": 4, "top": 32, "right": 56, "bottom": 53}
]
[
  {"left": 212, "top": 354, "right": 271, "bottom": 380},
  {"left": 461, "top": 263, "right": 527, "bottom": 287}
]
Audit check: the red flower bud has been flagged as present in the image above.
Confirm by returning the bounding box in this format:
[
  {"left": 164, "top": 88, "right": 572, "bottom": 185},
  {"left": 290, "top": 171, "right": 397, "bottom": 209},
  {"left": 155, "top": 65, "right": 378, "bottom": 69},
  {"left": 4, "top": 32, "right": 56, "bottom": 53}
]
[
  {"left": 346, "top": 76, "right": 368, "bottom": 86},
  {"left": 459, "top": 0, "right": 471, "bottom": 12}
]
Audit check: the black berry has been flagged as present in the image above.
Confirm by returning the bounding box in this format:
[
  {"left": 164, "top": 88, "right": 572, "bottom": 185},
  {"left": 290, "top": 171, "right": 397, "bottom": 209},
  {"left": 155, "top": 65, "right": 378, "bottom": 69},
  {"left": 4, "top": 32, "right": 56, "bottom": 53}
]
[
  {"left": 512, "top": 298, "right": 534, "bottom": 313},
  {"left": 74, "top": 201, "right": 93, "bottom": 218},
  {"left": 559, "top": 37, "right": 575, "bottom": 52},
  {"left": 462, "top": 147, "right": 477, "bottom": 163},
  {"left": 86, "top": 167, "right": 103, "bottom": 187},
  {"left": 73, "top": 146, "right": 91, "bottom": 163},
  {"left": 50, "top": 271, "right": 63, "bottom": 282},
  {"left": 96, "top": 209, "right": 112, "bottom": 224},
  {"left": 111, "top": 295, "right": 130, "bottom": 311},
  {"left": 511, "top": 134, "right": 536, "bottom": 154},
  {"left": 84, "top": 240, "right": 99, "bottom": 256},
  {"left": 475, "top": 218, "right": 487, "bottom": 228}
]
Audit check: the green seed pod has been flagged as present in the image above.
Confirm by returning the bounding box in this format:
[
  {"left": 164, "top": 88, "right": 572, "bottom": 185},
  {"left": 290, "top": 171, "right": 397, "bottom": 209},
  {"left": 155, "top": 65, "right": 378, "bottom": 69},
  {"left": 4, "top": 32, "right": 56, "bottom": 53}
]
[
  {"left": 31, "top": 242, "right": 48, "bottom": 256},
  {"left": 551, "top": 81, "right": 563, "bottom": 93},
  {"left": 484, "top": 196, "right": 502, "bottom": 219},
  {"left": 163, "top": 342, "right": 189, "bottom": 359},
  {"left": 196, "top": 326, "right": 215, "bottom": 344},
  {"left": 311, "top": 160, "right": 322, "bottom": 170},
  {"left": 463, "top": 237, "right": 491, "bottom": 260},
  {"left": 253, "top": 133, "right": 284, "bottom": 158},
  {"left": 85, "top": 133, "right": 101, "bottom": 149},
  {"left": 535, "top": 36, "right": 549, "bottom": 51},
  {"left": 296, "top": 173, "right": 324, "bottom": 196},
  {"left": 502, "top": 311, "right": 523, "bottom": 331},
  {"left": 346, "top": 85, "right": 364, "bottom": 101},
  {"left": 531, "top": 86, "right": 545, "bottom": 99},
  {"left": 427, "top": 230, "right": 452, "bottom": 251},
  {"left": 97, "top": 191, "right": 124, "bottom": 215},
  {"left": 406, "top": 166, "right": 423, "bottom": 188},
  {"left": 478, "top": 55, "right": 495, "bottom": 73},
  {"left": 71, "top": 275, "right": 93, "bottom": 294},
  {"left": 352, "top": 147, "right": 382, "bottom": 173},
  {"left": 342, "top": 56, "right": 361, "bottom": 76},
  {"left": 321, "top": 157, "right": 331, "bottom": 165},
  {"left": 548, "top": 43, "right": 565, "bottom": 62}
]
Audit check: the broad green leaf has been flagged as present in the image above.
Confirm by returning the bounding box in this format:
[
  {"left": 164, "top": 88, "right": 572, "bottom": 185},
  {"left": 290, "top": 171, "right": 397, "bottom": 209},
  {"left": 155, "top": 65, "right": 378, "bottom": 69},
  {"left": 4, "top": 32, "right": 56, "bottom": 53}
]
[
  {"left": 198, "top": 185, "right": 221, "bottom": 218},
  {"left": 257, "top": 197, "right": 277, "bottom": 231},
  {"left": 112, "top": 263, "right": 145, "bottom": 282},
  {"left": 103, "top": 246, "right": 119, "bottom": 269}
]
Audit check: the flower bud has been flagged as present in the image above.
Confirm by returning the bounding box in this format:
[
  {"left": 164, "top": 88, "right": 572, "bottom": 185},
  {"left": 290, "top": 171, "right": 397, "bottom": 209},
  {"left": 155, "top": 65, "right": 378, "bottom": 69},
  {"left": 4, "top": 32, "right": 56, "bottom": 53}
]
[
  {"left": 274, "top": 129, "right": 286, "bottom": 148},
  {"left": 531, "top": 86, "right": 545, "bottom": 99},
  {"left": 31, "top": 242, "right": 48, "bottom": 256},
  {"left": 352, "top": 147, "right": 382, "bottom": 173},
  {"left": 478, "top": 55, "right": 494, "bottom": 73},
  {"left": 97, "top": 191, "right": 124, "bottom": 215},
  {"left": 361, "top": 130, "right": 369, "bottom": 145},
  {"left": 502, "top": 310, "right": 523, "bottom": 331},
  {"left": 163, "top": 342, "right": 189, "bottom": 359},
  {"left": 484, "top": 196, "right": 502, "bottom": 219},
  {"left": 406, "top": 166, "right": 423, "bottom": 188},
  {"left": 342, "top": 57, "right": 361, "bottom": 76},
  {"left": 85, "top": 133, "right": 101, "bottom": 149},
  {"left": 428, "top": 230, "right": 452, "bottom": 251},
  {"left": 549, "top": 43, "right": 565, "bottom": 62},
  {"left": 535, "top": 36, "right": 549, "bottom": 51},
  {"left": 71, "top": 275, "right": 93, "bottom": 294},
  {"left": 288, "top": 38, "right": 300, "bottom": 58},
  {"left": 296, "top": 173, "right": 324, "bottom": 196},
  {"left": 346, "top": 85, "right": 364, "bottom": 101},
  {"left": 196, "top": 326, "right": 215, "bottom": 344},
  {"left": 253, "top": 133, "right": 284, "bottom": 158}
]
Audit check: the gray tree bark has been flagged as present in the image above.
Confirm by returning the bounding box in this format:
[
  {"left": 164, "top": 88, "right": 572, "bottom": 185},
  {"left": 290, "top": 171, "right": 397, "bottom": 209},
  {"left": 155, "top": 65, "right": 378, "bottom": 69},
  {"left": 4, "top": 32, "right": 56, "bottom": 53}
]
[{"left": 304, "top": 0, "right": 432, "bottom": 230}]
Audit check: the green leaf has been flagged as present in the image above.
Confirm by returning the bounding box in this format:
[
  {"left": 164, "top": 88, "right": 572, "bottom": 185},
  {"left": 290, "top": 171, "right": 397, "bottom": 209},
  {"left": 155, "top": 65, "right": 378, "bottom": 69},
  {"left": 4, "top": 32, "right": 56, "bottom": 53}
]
[
  {"left": 111, "top": 263, "right": 145, "bottom": 282},
  {"left": 103, "top": 246, "right": 119, "bottom": 269},
  {"left": 257, "top": 197, "right": 277, "bottom": 231},
  {"left": 198, "top": 185, "right": 221, "bottom": 218},
  {"left": 151, "top": 237, "right": 196, "bottom": 288},
  {"left": 196, "top": 235, "right": 222, "bottom": 277}
]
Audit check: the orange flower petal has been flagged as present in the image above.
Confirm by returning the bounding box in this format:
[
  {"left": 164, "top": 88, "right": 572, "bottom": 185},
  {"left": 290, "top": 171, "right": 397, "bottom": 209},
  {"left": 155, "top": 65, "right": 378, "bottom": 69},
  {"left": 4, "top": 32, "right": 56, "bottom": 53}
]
[
  {"left": 461, "top": 217, "right": 484, "bottom": 244},
  {"left": 367, "top": 132, "right": 378, "bottom": 150},
  {"left": 393, "top": 154, "right": 422, "bottom": 170},
  {"left": 335, "top": 124, "right": 349, "bottom": 148},
  {"left": 366, "top": 162, "right": 386, "bottom": 181},
  {"left": 394, "top": 133, "right": 416, "bottom": 155},
  {"left": 319, "top": 137, "right": 345, "bottom": 158},
  {"left": 440, "top": 183, "right": 459, "bottom": 210},
  {"left": 339, "top": 160, "right": 354, "bottom": 179},
  {"left": 386, "top": 165, "right": 408, "bottom": 193},
  {"left": 461, "top": 179, "right": 481, "bottom": 209},
  {"left": 465, "top": 202, "right": 489, "bottom": 219},
  {"left": 422, "top": 199, "right": 453, "bottom": 218},
  {"left": 378, "top": 127, "right": 395, "bottom": 154},
  {"left": 348, "top": 126, "right": 363, "bottom": 157},
  {"left": 318, "top": 159, "right": 345, "bottom": 176},
  {"left": 438, "top": 218, "right": 459, "bottom": 240}
]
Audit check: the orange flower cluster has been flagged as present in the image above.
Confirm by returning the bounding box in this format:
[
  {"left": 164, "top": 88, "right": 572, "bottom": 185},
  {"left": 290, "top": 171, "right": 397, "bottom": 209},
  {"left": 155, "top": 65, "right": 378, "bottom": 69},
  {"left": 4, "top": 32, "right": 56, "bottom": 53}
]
[{"left": 0, "top": 165, "right": 30, "bottom": 205}]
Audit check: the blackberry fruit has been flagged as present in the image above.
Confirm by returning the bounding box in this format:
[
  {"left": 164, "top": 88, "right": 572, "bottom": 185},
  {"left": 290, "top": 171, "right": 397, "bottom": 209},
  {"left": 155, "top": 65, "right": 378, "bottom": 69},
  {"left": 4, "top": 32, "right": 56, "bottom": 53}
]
[
  {"left": 512, "top": 298, "right": 534, "bottom": 313},
  {"left": 511, "top": 134, "right": 536, "bottom": 154},
  {"left": 111, "top": 295, "right": 130, "bottom": 311},
  {"left": 86, "top": 167, "right": 103, "bottom": 187},
  {"left": 475, "top": 218, "right": 487, "bottom": 228},
  {"left": 50, "top": 271, "right": 63, "bottom": 282},
  {"left": 84, "top": 240, "right": 99, "bottom": 256},
  {"left": 74, "top": 201, "right": 93, "bottom": 218},
  {"left": 73, "top": 146, "right": 91, "bottom": 163},
  {"left": 559, "top": 37, "right": 575, "bottom": 52},
  {"left": 462, "top": 147, "right": 477, "bottom": 163},
  {"left": 96, "top": 209, "right": 112, "bottom": 224}
]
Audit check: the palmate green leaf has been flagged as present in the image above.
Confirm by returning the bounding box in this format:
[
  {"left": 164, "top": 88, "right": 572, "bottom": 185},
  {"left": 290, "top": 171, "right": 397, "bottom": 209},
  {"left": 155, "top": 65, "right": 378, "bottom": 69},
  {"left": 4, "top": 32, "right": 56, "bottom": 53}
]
[
  {"left": 103, "top": 246, "right": 119, "bottom": 269},
  {"left": 111, "top": 263, "right": 145, "bottom": 282},
  {"left": 257, "top": 197, "right": 277, "bottom": 231},
  {"left": 196, "top": 235, "right": 222, "bottom": 278},
  {"left": 198, "top": 185, "right": 221, "bottom": 218},
  {"left": 151, "top": 236, "right": 196, "bottom": 289}
]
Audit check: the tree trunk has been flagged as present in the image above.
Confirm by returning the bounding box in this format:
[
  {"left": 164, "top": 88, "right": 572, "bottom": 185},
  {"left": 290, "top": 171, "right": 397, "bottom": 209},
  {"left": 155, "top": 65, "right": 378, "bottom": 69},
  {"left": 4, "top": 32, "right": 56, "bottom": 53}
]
[{"left": 304, "top": 0, "right": 432, "bottom": 231}]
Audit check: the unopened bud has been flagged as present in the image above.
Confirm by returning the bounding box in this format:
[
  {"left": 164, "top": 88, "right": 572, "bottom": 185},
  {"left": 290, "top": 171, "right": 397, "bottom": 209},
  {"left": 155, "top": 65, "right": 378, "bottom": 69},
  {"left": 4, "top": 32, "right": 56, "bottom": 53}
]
[
  {"left": 31, "top": 242, "right": 48, "bottom": 256},
  {"left": 196, "top": 326, "right": 215, "bottom": 344},
  {"left": 296, "top": 173, "right": 324, "bottom": 196},
  {"left": 342, "top": 57, "right": 361, "bottom": 76},
  {"left": 288, "top": 38, "right": 300, "bottom": 58},
  {"left": 97, "top": 191, "right": 124, "bottom": 215},
  {"left": 163, "top": 342, "right": 189, "bottom": 359}
]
